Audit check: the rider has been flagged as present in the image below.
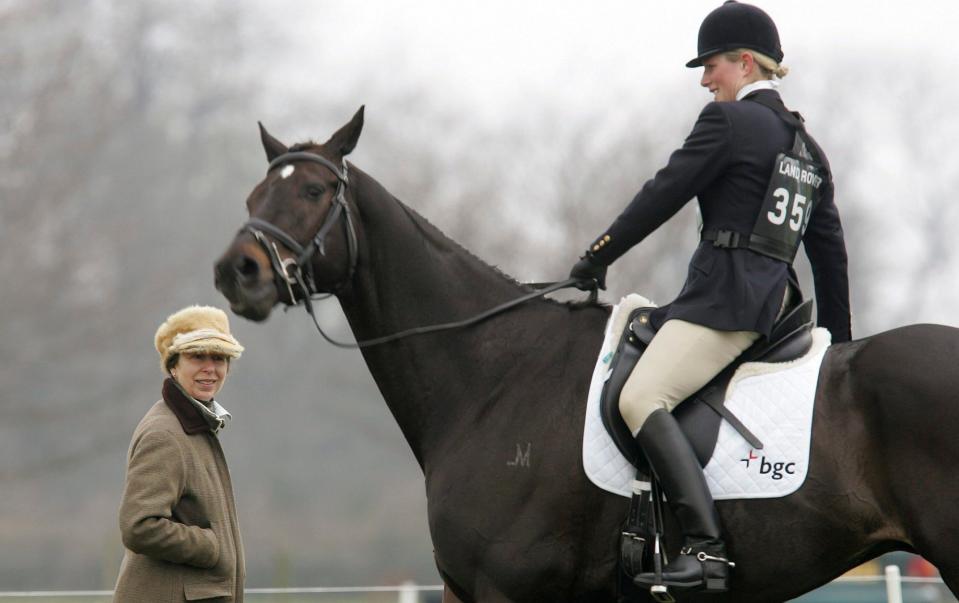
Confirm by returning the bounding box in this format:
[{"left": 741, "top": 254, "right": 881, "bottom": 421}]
[{"left": 570, "top": 0, "right": 851, "bottom": 593}]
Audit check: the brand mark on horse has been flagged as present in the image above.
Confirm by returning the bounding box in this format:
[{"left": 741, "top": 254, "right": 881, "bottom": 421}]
[{"left": 507, "top": 442, "right": 531, "bottom": 468}]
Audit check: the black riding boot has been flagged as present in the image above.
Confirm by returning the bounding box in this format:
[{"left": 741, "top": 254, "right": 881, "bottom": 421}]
[{"left": 634, "top": 409, "right": 733, "bottom": 592}]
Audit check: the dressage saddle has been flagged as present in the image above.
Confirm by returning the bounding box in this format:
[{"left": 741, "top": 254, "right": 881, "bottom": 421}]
[{"left": 600, "top": 297, "right": 815, "bottom": 469}]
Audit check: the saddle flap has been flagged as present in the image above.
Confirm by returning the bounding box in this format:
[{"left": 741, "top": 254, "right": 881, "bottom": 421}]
[
  {"left": 600, "top": 308, "right": 720, "bottom": 469},
  {"left": 600, "top": 308, "right": 651, "bottom": 466}
]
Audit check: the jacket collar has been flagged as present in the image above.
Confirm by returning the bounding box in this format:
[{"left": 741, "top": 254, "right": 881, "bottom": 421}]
[
  {"left": 740, "top": 86, "right": 782, "bottom": 104},
  {"left": 162, "top": 377, "right": 212, "bottom": 435},
  {"left": 737, "top": 79, "right": 779, "bottom": 101},
  {"left": 741, "top": 87, "right": 799, "bottom": 123}
]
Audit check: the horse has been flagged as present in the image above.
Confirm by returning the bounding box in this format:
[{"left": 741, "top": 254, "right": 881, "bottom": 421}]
[{"left": 214, "top": 106, "right": 959, "bottom": 602}]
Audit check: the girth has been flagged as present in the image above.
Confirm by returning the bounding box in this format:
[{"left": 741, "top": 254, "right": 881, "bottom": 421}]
[{"left": 599, "top": 298, "right": 814, "bottom": 470}]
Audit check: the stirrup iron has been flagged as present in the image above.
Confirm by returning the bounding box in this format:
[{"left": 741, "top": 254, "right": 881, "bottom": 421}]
[{"left": 649, "top": 584, "right": 676, "bottom": 603}]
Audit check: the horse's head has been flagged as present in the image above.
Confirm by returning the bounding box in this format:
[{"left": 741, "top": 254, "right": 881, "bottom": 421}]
[{"left": 214, "top": 107, "right": 364, "bottom": 321}]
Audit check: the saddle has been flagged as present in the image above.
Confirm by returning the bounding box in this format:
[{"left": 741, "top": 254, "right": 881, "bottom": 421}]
[{"left": 600, "top": 297, "right": 815, "bottom": 473}]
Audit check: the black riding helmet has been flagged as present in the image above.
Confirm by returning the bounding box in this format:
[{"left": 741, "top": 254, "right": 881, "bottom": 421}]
[{"left": 686, "top": 1, "right": 783, "bottom": 68}]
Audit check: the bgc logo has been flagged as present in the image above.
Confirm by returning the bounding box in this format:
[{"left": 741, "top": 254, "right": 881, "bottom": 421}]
[{"left": 740, "top": 449, "right": 796, "bottom": 481}]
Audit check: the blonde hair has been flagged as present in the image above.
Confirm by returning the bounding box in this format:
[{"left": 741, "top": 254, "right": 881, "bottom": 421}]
[{"left": 723, "top": 48, "right": 789, "bottom": 79}]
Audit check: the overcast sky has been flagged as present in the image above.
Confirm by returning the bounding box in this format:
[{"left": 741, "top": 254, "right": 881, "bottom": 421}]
[{"left": 251, "top": 0, "right": 956, "bottom": 123}]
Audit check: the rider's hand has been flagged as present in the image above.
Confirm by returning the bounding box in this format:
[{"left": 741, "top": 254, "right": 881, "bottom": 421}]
[{"left": 569, "top": 253, "right": 608, "bottom": 291}]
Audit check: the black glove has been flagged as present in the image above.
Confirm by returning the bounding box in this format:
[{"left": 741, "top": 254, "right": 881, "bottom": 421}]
[{"left": 569, "top": 253, "right": 608, "bottom": 291}]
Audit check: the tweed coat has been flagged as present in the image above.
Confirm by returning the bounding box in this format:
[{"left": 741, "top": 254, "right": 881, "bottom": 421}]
[
  {"left": 588, "top": 89, "right": 851, "bottom": 342},
  {"left": 114, "top": 379, "right": 244, "bottom": 602}
]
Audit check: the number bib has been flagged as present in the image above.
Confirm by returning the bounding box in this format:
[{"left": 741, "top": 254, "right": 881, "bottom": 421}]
[{"left": 748, "top": 133, "right": 826, "bottom": 263}]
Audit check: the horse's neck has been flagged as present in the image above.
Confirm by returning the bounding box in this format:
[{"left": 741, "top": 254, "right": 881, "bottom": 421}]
[{"left": 338, "top": 169, "right": 532, "bottom": 466}]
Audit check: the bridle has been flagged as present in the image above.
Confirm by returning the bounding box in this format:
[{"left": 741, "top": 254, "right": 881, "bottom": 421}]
[
  {"left": 239, "top": 151, "right": 593, "bottom": 349},
  {"left": 242, "top": 151, "right": 359, "bottom": 303}
]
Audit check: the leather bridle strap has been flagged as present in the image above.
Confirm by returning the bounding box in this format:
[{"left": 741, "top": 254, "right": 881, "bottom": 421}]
[
  {"left": 241, "top": 151, "right": 358, "bottom": 299},
  {"left": 246, "top": 217, "right": 310, "bottom": 262}
]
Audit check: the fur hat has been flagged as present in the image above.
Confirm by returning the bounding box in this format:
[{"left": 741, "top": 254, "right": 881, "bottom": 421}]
[{"left": 155, "top": 305, "right": 244, "bottom": 373}]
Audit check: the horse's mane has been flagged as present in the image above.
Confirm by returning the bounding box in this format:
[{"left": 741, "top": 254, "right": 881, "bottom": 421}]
[{"left": 356, "top": 164, "right": 604, "bottom": 311}]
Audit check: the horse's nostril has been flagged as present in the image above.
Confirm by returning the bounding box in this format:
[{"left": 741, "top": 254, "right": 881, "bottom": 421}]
[{"left": 235, "top": 255, "right": 259, "bottom": 280}]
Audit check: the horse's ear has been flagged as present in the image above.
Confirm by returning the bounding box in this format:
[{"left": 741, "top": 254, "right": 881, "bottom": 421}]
[
  {"left": 258, "top": 122, "right": 288, "bottom": 163},
  {"left": 326, "top": 105, "right": 364, "bottom": 157}
]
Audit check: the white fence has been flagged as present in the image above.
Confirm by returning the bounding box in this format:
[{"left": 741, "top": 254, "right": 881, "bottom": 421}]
[
  {"left": 0, "top": 568, "right": 954, "bottom": 602},
  {"left": 0, "top": 581, "right": 441, "bottom": 602}
]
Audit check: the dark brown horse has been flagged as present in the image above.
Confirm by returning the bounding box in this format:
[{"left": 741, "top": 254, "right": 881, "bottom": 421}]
[{"left": 214, "top": 107, "right": 959, "bottom": 603}]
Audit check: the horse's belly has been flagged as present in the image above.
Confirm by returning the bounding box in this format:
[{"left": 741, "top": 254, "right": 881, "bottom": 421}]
[{"left": 431, "top": 525, "right": 576, "bottom": 601}]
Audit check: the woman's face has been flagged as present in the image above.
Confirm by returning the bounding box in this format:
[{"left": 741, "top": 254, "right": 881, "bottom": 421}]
[
  {"left": 700, "top": 53, "right": 749, "bottom": 102},
  {"left": 171, "top": 352, "right": 229, "bottom": 401}
]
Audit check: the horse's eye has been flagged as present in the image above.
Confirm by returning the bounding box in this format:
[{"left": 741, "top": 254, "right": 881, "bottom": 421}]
[{"left": 304, "top": 184, "right": 325, "bottom": 200}]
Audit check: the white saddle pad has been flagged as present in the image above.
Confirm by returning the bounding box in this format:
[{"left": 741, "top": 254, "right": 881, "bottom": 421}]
[{"left": 582, "top": 295, "right": 831, "bottom": 500}]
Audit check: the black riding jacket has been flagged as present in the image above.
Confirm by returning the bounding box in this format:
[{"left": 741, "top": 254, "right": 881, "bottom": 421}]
[{"left": 588, "top": 89, "right": 851, "bottom": 342}]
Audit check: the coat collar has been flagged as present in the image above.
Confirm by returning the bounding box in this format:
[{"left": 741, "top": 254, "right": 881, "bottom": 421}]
[
  {"left": 740, "top": 87, "right": 782, "bottom": 105},
  {"left": 162, "top": 377, "right": 212, "bottom": 435},
  {"left": 736, "top": 79, "right": 779, "bottom": 101}
]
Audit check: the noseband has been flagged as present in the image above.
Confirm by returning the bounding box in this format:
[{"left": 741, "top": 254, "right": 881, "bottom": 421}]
[{"left": 241, "top": 151, "right": 359, "bottom": 303}]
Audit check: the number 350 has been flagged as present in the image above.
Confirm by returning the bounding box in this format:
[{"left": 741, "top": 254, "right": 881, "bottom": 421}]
[{"left": 767, "top": 188, "right": 807, "bottom": 232}]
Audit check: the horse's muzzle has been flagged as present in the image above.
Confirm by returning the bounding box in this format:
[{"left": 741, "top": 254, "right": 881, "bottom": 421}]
[{"left": 214, "top": 247, "right": 278, "bottom": 321}]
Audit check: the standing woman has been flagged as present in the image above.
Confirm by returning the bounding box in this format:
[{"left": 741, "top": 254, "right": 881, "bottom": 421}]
[
  {"left": 114, "top": 306, "right": 246, "bottom": 602},
  {"left": 569, "top": 0, "right": 851, "bottom": 594}
]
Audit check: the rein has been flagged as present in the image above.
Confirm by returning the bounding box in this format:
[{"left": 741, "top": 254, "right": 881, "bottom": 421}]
[
  {"left": 242, "top": 151, "right": 595, "bottom": 349},
  {"left": 307, "top": 278, "right": 588, "bottom": 349}
]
